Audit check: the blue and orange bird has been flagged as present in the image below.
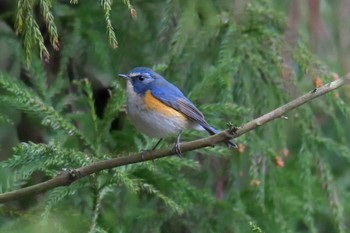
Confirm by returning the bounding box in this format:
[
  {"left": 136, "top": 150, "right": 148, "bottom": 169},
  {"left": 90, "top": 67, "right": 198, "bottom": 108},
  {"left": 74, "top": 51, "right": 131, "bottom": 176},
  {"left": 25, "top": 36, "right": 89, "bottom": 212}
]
[{"left": 118, "top": 67, "right": 237, "bottom": 154}]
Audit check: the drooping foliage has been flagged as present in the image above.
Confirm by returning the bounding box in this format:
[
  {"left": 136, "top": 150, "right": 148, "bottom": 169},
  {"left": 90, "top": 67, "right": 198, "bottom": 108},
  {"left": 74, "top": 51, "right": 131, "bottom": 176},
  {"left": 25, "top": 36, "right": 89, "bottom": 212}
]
[{"left": 0, "top": 0, "right": 349, "bottom": 232}]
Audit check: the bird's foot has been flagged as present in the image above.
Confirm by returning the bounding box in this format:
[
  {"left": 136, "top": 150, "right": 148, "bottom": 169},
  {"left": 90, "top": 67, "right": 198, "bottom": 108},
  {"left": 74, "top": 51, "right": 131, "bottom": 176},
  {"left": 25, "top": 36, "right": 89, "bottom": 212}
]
[
  {"left": 174, "top": 141, "right": 182, "bottom": 157},
  {"left": 140, "top": 138, "right": 164, "bottom": 161},
  {"left": 140, "top": 149, "right": 148, "bottom": 161},
  {"left": 174, "top": 131, "right": 183, "bottom": 157}
]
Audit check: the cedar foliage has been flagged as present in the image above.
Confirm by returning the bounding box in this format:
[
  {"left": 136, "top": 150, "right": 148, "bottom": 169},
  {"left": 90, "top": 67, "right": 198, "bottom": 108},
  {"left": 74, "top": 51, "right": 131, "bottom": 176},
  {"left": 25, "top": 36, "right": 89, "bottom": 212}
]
[{"left": 0, "top": 0, "right": 350, "bottom": 232}]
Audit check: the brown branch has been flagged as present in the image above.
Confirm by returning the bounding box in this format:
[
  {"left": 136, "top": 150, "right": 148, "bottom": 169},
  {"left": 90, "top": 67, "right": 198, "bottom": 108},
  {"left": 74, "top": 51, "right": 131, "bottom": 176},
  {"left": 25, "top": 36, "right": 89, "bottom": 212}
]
[{"left": 1, "top": 74, "right": 349, "bottom": 203}]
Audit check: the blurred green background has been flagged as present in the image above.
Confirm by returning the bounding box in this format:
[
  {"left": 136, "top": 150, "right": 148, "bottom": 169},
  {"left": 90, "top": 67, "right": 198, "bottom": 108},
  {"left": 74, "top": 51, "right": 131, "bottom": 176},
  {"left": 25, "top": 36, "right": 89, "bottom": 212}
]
[{"left": 0, "top": 0, "right": 350, "bottom": 232}]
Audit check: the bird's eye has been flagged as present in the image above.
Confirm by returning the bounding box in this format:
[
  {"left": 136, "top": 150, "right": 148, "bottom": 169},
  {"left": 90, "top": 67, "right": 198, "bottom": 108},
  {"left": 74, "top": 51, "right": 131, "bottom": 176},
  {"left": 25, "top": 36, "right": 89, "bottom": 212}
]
[{"left": 138, "top": 75, "right": 145, "bottom": 81}]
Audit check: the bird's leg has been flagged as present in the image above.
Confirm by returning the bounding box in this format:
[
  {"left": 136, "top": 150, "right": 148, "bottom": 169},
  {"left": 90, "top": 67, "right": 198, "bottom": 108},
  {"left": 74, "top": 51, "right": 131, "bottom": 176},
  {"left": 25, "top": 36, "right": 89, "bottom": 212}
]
[
  {"left": 152, "top": 138, "right": 163, "bottom": 150},
  {"left": 141, "top": 138, "right": 163, "bottom": 161},
  {"left": 174, "top": 131, "right": 182, "bottom": 157},
  {"left": 140, "top": 150, "right": 146, "bottom": 161}
]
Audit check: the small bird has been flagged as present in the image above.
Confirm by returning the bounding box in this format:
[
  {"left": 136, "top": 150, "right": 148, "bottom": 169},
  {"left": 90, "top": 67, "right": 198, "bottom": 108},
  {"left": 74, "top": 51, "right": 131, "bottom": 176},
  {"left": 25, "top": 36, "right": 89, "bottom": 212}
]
[{"left": 118, "top": 67, "right": 237, "bottom": 154}]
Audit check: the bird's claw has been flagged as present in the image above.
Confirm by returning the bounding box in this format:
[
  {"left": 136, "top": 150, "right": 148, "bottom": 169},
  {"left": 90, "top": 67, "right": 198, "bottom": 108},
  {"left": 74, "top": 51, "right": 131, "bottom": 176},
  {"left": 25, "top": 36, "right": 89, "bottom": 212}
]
[
  {"left": 140, "top": 149, "right": 151, "bottom": 161},
  {"left": 140, "top": 138, "right": 164, "bottom": 161},
  {"left": 174, "top": 142, "right": 182, "bottom": 157},
  {"left": 174, "top": 131, "right": 183, "bottom": 157}
]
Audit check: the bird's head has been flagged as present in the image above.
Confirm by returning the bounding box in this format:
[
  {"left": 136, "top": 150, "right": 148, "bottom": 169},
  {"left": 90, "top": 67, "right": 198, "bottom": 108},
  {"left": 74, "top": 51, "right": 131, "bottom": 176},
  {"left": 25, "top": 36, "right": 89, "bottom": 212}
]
[{"left": 118, "top": 67, "right": 162, "bottom": 94}]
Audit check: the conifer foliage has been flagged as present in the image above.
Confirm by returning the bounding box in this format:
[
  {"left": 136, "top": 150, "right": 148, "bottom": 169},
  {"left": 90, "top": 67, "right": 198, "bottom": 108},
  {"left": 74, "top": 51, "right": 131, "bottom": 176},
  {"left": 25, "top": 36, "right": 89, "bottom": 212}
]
[{"left": 0, "top": 0, "right": 349, "bottom": 232}]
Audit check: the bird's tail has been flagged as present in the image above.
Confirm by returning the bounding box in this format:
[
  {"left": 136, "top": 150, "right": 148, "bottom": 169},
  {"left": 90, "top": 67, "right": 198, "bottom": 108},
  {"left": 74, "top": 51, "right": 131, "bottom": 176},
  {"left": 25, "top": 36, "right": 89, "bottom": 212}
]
[{"left": 201, "top": 124, "right": 238, "bottom": 149}]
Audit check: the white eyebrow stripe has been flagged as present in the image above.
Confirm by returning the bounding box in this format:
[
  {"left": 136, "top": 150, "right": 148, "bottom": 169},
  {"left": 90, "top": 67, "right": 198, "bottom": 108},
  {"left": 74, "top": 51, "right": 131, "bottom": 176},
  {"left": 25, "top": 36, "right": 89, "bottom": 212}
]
[
  {"left": 129, "top": 72, "right": 152, "bottom": 78},
  {"left": 129, "top": 72, "right": 141, "bottom": 77}
]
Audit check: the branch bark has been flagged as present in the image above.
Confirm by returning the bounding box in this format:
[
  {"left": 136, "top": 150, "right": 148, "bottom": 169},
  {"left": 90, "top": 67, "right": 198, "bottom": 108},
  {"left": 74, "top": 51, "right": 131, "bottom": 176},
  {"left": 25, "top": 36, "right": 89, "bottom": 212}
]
[{"left": 0, "top": 74, "right": 349, "bottom": 203}]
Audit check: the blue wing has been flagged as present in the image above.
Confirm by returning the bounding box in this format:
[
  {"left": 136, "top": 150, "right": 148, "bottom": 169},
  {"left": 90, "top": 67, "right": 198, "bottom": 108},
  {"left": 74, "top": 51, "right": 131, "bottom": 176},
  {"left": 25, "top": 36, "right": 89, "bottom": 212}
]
[
  {"left": 151, "top": 77, "right": 237, "bottom": 148},
  {"left": 150, "top": 81, "right": 216, "bottom": 135},
  {"left": 150, "top": 80, "right": 238, "bottom": 148}
]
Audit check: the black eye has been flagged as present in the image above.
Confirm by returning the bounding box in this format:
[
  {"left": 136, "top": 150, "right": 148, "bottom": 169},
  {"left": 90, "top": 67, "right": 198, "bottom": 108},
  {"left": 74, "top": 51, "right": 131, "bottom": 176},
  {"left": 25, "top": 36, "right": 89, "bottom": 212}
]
[{"left": 138, "top": 75, "right": 144, "bottom": 81}]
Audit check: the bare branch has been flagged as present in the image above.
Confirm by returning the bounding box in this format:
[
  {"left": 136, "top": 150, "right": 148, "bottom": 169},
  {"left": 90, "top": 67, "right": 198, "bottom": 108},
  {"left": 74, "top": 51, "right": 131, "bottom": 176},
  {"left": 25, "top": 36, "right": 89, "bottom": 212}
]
[{"left": 0, "top": 74, "right": 349, "bottom": 203}]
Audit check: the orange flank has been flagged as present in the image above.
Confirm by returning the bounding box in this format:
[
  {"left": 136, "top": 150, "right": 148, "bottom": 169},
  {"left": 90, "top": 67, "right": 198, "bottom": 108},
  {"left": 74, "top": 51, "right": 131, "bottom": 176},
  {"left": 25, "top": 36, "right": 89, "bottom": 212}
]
[{"left": 144, "top": 90, "right": 187, "bottom": 120}]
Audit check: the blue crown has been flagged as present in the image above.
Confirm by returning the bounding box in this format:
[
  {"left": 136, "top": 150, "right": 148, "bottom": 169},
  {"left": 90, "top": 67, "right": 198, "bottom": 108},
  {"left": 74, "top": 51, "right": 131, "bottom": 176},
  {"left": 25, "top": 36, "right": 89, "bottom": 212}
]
[{"left": 128, "top": 67, "right": 155, "bottom": 75}]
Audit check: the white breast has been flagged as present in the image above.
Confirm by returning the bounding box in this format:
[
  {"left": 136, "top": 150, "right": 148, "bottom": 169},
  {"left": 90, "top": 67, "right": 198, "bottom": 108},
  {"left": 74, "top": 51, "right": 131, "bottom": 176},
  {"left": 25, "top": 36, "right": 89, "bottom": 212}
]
[{"left": 125, "top": 82, "right": 196, "bottom": 138}]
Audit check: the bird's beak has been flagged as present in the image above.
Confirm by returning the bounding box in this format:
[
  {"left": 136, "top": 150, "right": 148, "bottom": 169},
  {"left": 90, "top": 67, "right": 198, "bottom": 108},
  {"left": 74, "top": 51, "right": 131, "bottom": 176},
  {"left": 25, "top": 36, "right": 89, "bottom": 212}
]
[{"left": 118, "top": 74, "right": 130, "bottom": 81}]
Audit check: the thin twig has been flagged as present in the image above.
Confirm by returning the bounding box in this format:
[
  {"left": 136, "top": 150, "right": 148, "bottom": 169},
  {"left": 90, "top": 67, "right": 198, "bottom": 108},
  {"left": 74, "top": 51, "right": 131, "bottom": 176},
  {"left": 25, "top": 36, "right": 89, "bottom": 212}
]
[{"left": 0, "top": 74, "right": 349, "bottom": 203}]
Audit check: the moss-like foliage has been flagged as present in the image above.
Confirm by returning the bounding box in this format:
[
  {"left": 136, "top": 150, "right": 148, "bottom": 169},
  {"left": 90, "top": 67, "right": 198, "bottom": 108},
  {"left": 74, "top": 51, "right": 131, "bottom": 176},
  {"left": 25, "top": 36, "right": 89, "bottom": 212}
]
[{"left": 0, "top": 1, "right": 349, "bottom": 232}]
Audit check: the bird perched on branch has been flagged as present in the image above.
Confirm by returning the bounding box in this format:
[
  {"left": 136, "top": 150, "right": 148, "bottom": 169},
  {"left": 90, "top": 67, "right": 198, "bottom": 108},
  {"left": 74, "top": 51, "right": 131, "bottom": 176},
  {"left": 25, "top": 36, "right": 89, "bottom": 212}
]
[{"left": 118, "top": 67, "right": 237, "bottom": 154}]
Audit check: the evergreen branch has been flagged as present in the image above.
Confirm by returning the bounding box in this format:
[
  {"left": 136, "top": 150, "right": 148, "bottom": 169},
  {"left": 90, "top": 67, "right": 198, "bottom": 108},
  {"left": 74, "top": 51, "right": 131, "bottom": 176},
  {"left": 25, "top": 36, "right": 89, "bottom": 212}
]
[
  {"left": 0, "top": 73, "right": 96, "bottom": 153},
  {"left": 101, "top": 0, "right": 118, "bottom": 48},
  {"left": 80, "top": 79, "right": 101, "bottom": 154},
  {"left": 39, "top": 0, "right": 60, "bottom": 50},
  {"left": 88, "top": 184, "right": 103, "bottom": 233},
  {"left": 316, "top": 158, "right": 346, "bottom": 233},
  {"left": 16, "top": 0, "right": 50, "bottom": 65},
  {"left": 248, "top": 221, "right": 265, "bottom": 233},
  {"left": 123, "top": 0, "right": 137, "bottom": 18},
  {"left": 0, "top": 74, "right": 349, "bottom": 203}
]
